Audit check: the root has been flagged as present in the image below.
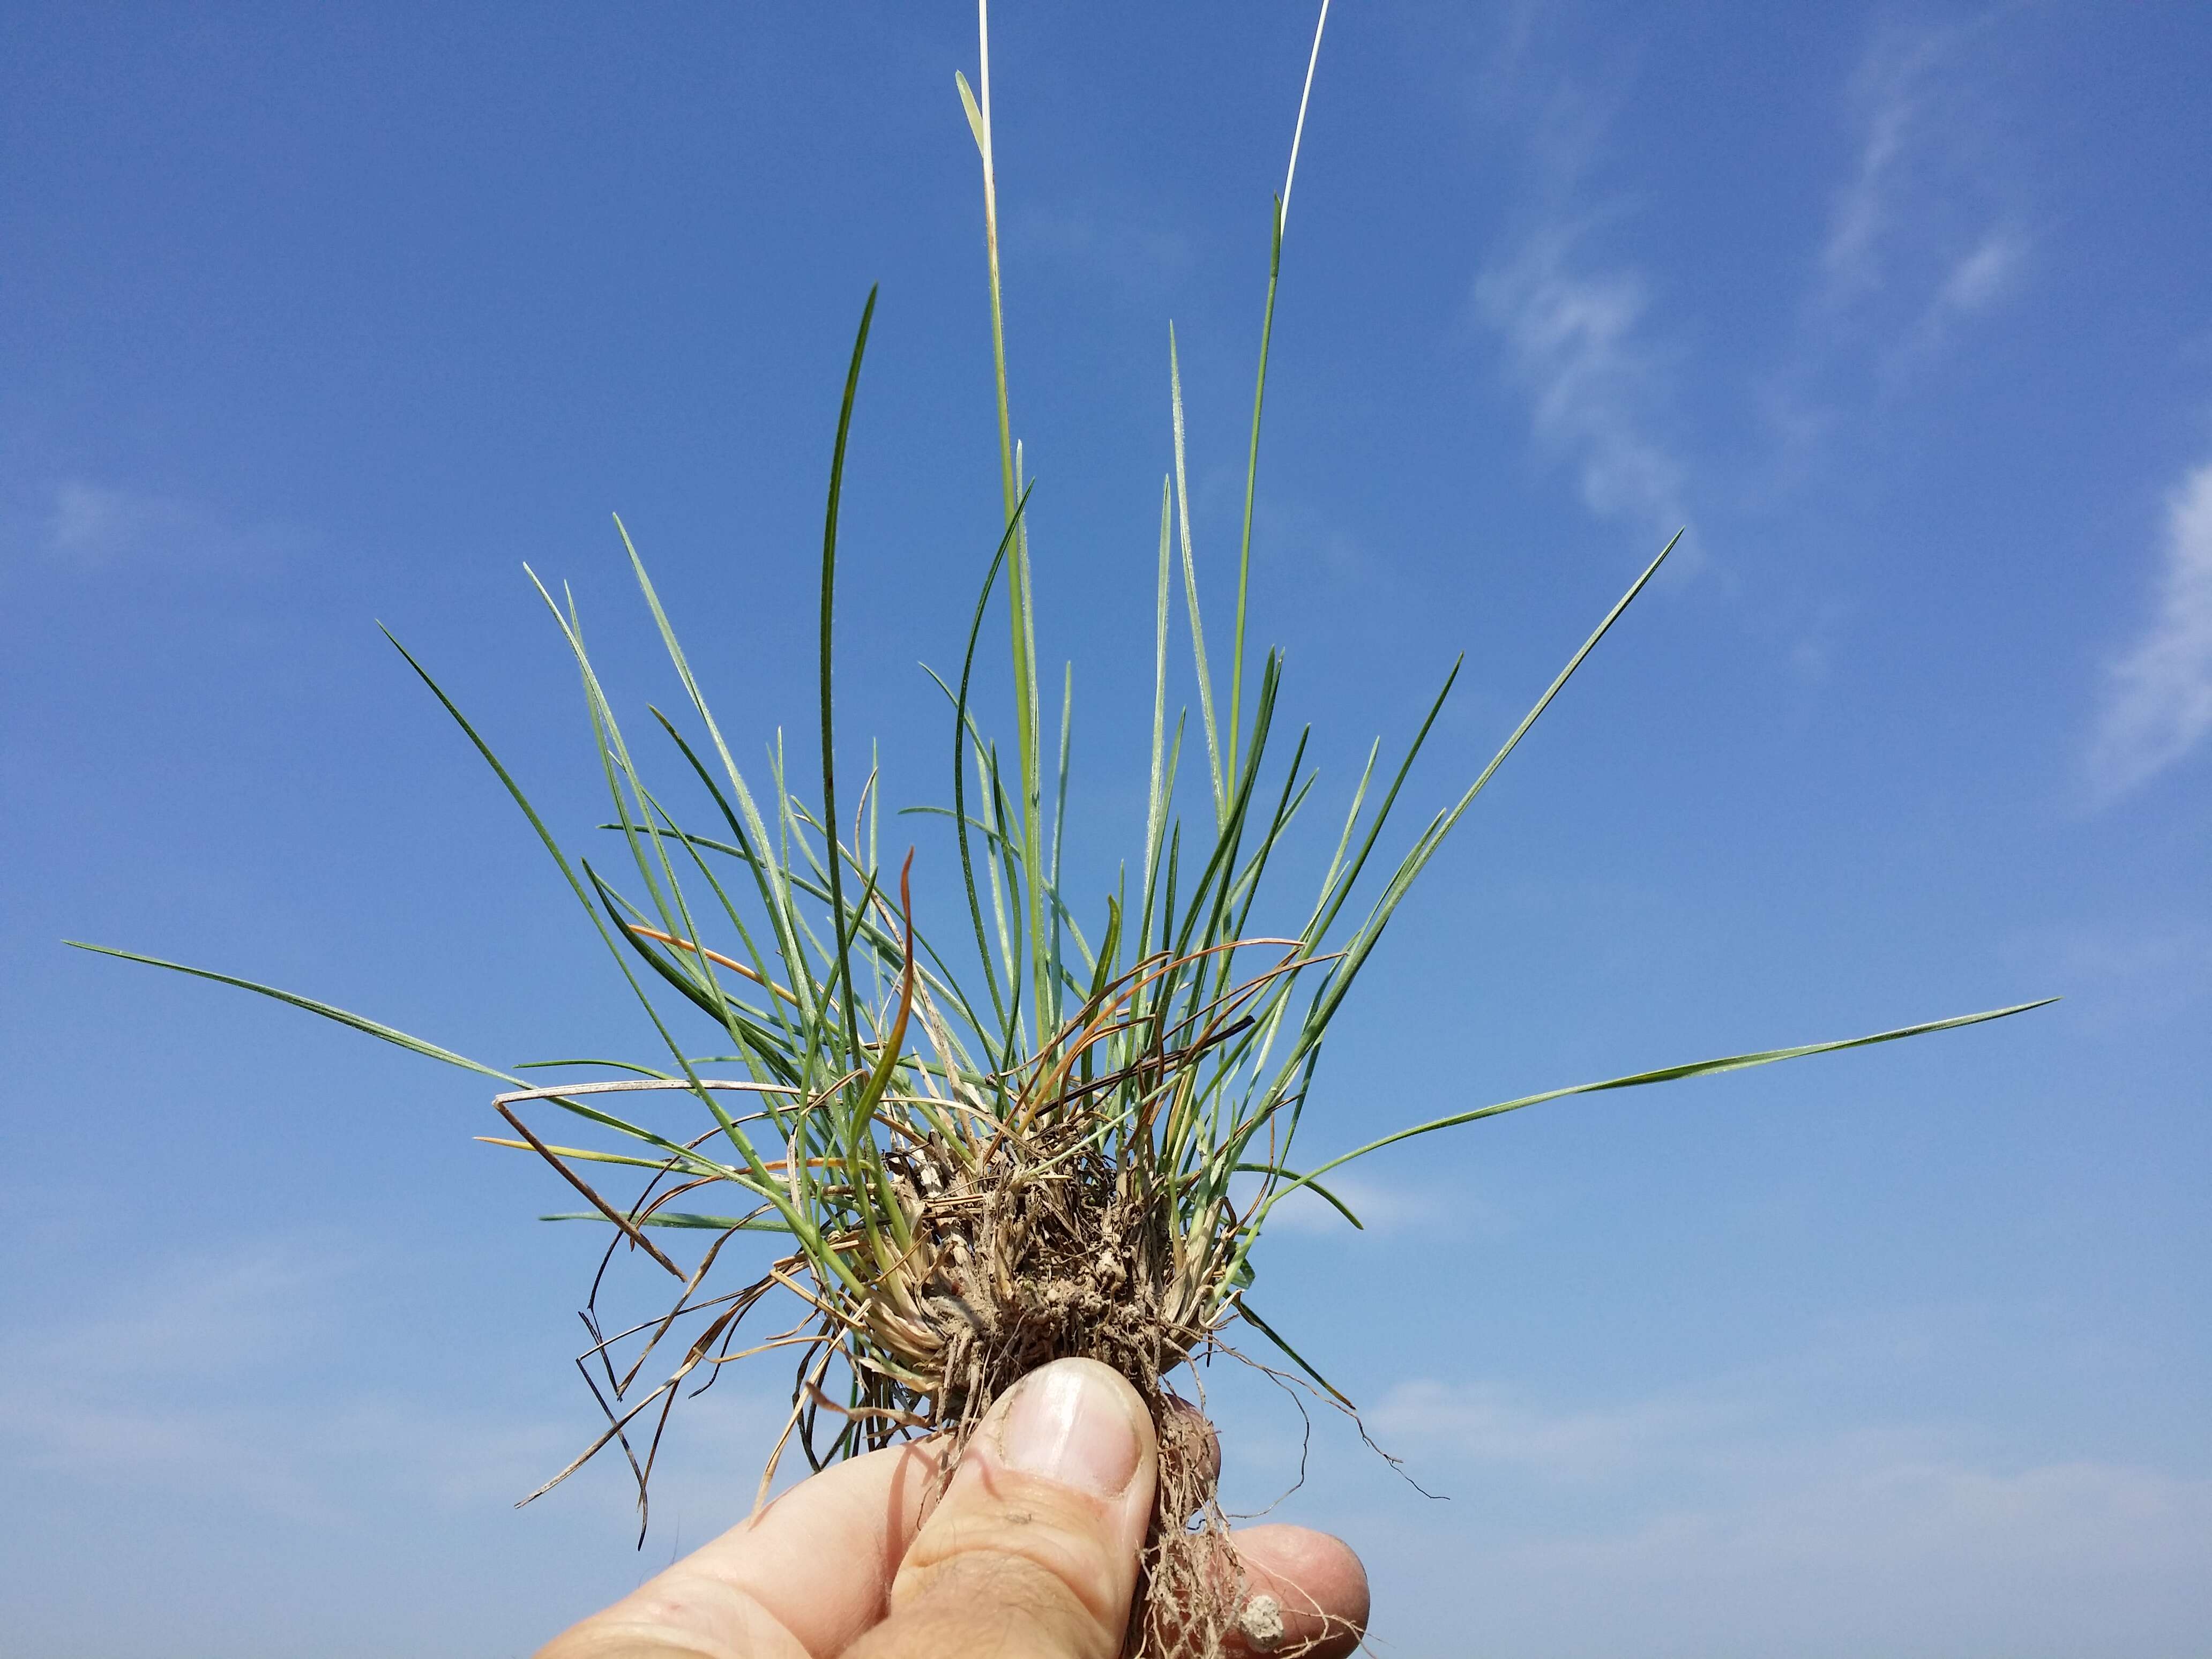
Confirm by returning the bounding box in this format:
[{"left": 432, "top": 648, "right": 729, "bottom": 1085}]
[
  {"left": 1138, "top": 1394, "right": 1236, "bottom": 1659},
  {"left": 884, "top": 1114, "right": 1259, "bottom": 1657}
]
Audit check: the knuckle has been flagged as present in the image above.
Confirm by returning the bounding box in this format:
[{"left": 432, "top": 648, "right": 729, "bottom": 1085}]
[
  {"left": 535, "top": 1576, "right": 789, "bottom": 1659},
  {"left": 887, "top": 1546, "right": 1121, "bottom": 1659},
  {"left": 902, "top": 1475, "right": 1137, "bottom": 1622}
]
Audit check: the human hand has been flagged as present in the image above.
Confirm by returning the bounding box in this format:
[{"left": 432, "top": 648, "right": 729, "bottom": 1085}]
[{"left": 537, "top": 1356, "right": 1369, "bottom": 1658}]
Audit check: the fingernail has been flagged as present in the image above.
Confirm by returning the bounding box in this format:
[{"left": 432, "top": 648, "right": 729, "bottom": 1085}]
[{"left": 995, "top": 1358, "right": 1143, "bottom": 1498}]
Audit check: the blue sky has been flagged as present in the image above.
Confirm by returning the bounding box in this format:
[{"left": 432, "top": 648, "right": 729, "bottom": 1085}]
[{"left": 4, "top": 3, "right": 2209, "bottom": 1654}]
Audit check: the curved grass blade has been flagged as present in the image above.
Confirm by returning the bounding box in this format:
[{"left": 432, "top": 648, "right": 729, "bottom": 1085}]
[
  {"left": 1169, "top": 324, "right": 1225, "bottom": 826},
  {"left": 64, "top": 940, "right": 515, "bottom": 1084},
  {"left": 1251, "top": 998, "right": 2061, "bottom": 1245},
  {"left": 1236, "top": 1297, "right": 1352, "bottom": 1408},
  {"left": 820, "top": 286, "right": 879, "bottom": 1072},
  {"left": 950, "top": 482, "right": 1032, "bottom": 1040},
  {"left": 540, "top": 1211, "right": 795, "bottom": 1232}
]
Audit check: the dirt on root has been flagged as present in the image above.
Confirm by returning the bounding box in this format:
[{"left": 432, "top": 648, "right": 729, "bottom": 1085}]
[{"left": 885, "top": 1118, "right": 1251, "bottom": 1657}]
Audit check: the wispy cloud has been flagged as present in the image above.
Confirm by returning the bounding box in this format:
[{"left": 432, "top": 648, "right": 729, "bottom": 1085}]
[
  {"left": 15, "top": 1245, "right": 334, "bottom": 1377},
  {"left": 1814, "top": 18, "right": 2028, "bottom": 364},
  {"left": 1753, "top": 15, "right": 2030, "bottom": 510},
  {"left": 47, "top": 480, "right": 193, "bottom": 565},
  {"left": 18, "top": 479, "right": 303, "bottom": 573},
  {"left": 0, "top": 1242, "right": 667, "bottom": 1523},
  {"left": 1368, "top": 1365, "right": 2212, "bottom": 1652},
  {"left": 1935, "top": 227, "right": 2024, "bottom": 316},
  {"left": 2088, "top": 459, "right": 2212, "bottom": 801},
  {"left": 1820, "top": 25, "right": 1950, "bottom": 305},
  {"left": 1374, "top": 1376, "right": 1721, "bottom": 1478},
  {"left": 1015, "top": 204, "right": 1192, "bottom": 300},
  {"left": 0, "top": 1234, "right": 826, "bottom": 1549},
  {"left": 1476, "top": 228, "right": 1693, "bottom": 557},
  {"left": 1467, "top": 1448, "right": 2212, "bottom": 1653},
  {"left": 1895, "top": 223, "right": 2028, "bottom": 367},
  {"left": 1259, "top": 1170, "right": 1505, "bottom": 1238},
  {"left": 1, "top": 1244, "right": 355, "bottom": 1517},
  {"left": 1458, "top": 8, "right": 1699, "bottom": 563},
  {"left": 2008, "top": 915, "right": 2212, "bottom": 1028}
]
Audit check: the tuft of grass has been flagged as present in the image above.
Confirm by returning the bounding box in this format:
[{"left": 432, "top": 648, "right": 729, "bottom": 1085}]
[{"left": 66, "top": 4, "right": 2051, "bottom": 1652}]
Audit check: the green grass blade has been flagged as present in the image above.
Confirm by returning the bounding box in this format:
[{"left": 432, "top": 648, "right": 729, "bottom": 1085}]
[
  {"left": 1236, "top": 1297, "right": 1352, "bottom": 1406},
  {"left": 1231, "top": 1162, "right": 1362, "bottom": 1229},
  {"left": 376, "top": 626, "right": 724, "bottom": 1068},
  {"left": 1140, "top": 475, "right": 1174, "bottom": 958},
  {"left": 65, "top": 941, "right": 517, "bottom": 1084},
  {"left": 516, "top": 1058, "right": 675, "bottom": 1078},
  {"left": 613, "top": 521, "right": 814, "bottom": 1032},
  {"left": 948, "top": 487, "right": 1030, "bottom": 1036},
  {"left": 819, "top": 286, "right": 879, "bottom": 1072},
  {"left": 1303, "top": 658, "right": 1462, "bottom": 946},
  {"left": 1169, "top": 324, "right": 1225, "bottom": 826},
  {"left": 611, "top": 521, "right": 814, "bottom": 1034},
  {"left": 1444, "top": 528, "right": 1684, "bottom": 833},
  {"left": 1228, "top": 200, "right": 1283, "bottom": 793},
  {"left": 1050, "top": 658, "right": 1073, "bottom": 1018},
  {"left": 540, "top": 1210, "right": 794, "bottom": 1232},
  {"left": 1012, "top": 439, "right": 1051, "bottom": 1042},
  {"left": 954, "top": 70, "right": 985, "bottom": 156},
  {"left": 1258, "top": 999, "right": 2061, "bottom": 1233}
]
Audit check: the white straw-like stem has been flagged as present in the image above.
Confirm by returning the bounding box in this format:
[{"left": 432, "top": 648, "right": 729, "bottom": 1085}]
[
  {"left": 1280, "top": 0, "right": 1332, "bottom": 235},
  {"left": 492, "top": 1078, "right": 799, "bottom": 1106}
]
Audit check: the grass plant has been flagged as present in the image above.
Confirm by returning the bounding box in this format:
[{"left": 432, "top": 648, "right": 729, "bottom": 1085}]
[{"left": 70, "top": 5, "right": 2050, "bottom": 1653}]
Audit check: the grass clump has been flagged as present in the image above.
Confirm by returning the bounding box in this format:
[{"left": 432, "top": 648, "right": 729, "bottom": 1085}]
[{"left": 70, "top": 6, "right": 2049, "bottom": 1654}]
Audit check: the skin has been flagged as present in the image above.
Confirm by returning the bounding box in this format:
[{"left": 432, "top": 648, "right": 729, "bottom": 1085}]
[{"left": 539, "top": 1357, "right": 1369, "bottom": 1659}]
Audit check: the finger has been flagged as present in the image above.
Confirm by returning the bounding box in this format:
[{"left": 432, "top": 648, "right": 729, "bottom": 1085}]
[
  {"left": 845, "top": 1357, "right": 1157, "bottom": 1659},
  {"left": 1222, "top": 1524, "right": 1369, "bottom": 1659},
  {"left": 536, "top": 1437, "right": 940, "bottom": 1659},
  {"left": 1160, "top": 1392, "right": 1222, "bottom": 1505}
]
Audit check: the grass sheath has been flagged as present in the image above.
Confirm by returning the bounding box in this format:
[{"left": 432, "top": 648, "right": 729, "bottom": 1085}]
[{"left": 66, "top": 4, "right": 2051, "bottom": 1653}]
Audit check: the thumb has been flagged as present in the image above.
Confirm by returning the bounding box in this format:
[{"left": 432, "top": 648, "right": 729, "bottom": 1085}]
[{"left": 845, "top": 1357, "right": 1157, "bottom": 1659}]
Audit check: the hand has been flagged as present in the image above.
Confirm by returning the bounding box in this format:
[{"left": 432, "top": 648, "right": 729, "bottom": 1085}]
[{"left": 537, "top": 1355, "right": 1369, "bottom": 1658}]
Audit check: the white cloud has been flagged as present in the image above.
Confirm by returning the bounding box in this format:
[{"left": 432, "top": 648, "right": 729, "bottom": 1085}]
[
  {"left": 13, "top": 1244, "right": 334, "bottom": 1377},
  {"left": 1366, "top": 1371, "right": 2212, "bottom": 1655},
  {"left": 1807, "top": 19, "right": 2028, "bottom": 380},
  {"left": 46, "top": 480, "right": 195, "bottom": 565},
  {"left": 2088, "top": 460, "right": 2212, "bottom": 800},
  {"left": 26, "top": 479, "right": 302, "bottom": 572},
  {"left": 1, "top": 1245, "right": 353, "bottom": 1517},
  {"left": 1460, "top": 1451, "right": 2212, "bottom": 1657},
  {"left": 1875, "top": 223, "right": 2030, "bottom": 382},
  {"left": 1374, "top": 1377, "right": 1721, "bottom": 1478},
  {"left": 1745, "top": 17, "right": 2031, "bottom": 514},
  {"left": 0, "top": 1239, "right": 791, "bottom": 1533},
  {"left": 1261, "top": 1170, "right": 1502, "bottom": 1238},
  {"left": 1821, "top": 25, "right": 1951, "bottom": 304},
  {"left": 1016, "top": 205, "right": 1192, "bottom": 298},
  {"left": 2008, "top": 917, "right": 2212, "bottom": 1029},
  {"left": 1476, "top": 229, "right": 1693, "bottom": 555},
  {"left": 1937, "top": 227, "right": 2023, "bottom": 316}
]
